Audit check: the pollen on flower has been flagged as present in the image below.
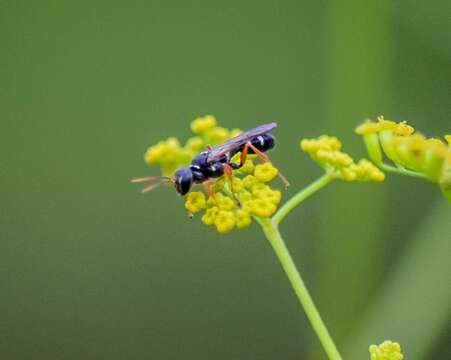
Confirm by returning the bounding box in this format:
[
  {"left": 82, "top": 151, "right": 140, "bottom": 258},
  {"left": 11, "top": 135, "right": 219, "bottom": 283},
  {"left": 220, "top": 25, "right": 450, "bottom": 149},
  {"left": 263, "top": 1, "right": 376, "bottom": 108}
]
[{"left": 369, "top": 340, "right": 403, "bottom": 360}]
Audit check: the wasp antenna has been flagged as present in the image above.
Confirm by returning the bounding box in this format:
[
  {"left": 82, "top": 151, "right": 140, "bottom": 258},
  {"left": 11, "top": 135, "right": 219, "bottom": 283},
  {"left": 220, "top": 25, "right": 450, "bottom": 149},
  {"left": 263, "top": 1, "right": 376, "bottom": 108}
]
[
  {"left": 141, "top": 182, "right": 164, "bottom": 193},
  {"left": 163, "top": 177, "right": 175, "bottom": 184},
  {"left": 131, "top": 176, "right": 157, "bottom": 183}
]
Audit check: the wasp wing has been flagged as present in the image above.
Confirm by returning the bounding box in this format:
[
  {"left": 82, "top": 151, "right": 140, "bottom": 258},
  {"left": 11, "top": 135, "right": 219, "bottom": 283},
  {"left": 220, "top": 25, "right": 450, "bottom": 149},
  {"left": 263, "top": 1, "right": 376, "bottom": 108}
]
[{"left": 206, "top": 122, "right": 277, "bottom": 162}]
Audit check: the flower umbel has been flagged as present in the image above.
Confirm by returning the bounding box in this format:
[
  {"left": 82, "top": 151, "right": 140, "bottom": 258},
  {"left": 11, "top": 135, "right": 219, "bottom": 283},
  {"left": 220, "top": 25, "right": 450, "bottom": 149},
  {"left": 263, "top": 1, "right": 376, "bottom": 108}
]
[
  {"left": 142, "top": 115, "right": 284, "bottom": 233},
  {"left": 356, "top": 116, "right": 451, "bottom": 201},
  {"left": 369, "top": 341, "right": 404, "bottom": 360},
  {"left": 196, "top": 162, "right": 283, "bottom": 233},
  {"left": 300, "top": 135, "right": 385, "bottom": 182}
]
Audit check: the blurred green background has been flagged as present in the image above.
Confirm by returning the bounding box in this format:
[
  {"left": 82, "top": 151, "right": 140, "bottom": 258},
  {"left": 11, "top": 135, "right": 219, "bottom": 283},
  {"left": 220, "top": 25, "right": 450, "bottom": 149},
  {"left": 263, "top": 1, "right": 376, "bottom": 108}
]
[{"left": 1, "top": 1, "right": 450, "bottom": 359}]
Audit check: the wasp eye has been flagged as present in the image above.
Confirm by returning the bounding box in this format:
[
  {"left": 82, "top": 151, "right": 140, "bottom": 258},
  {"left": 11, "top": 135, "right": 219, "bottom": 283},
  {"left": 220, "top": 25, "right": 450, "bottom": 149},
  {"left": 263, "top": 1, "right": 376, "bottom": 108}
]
[{"left": 173, "top": 168, "right": 193, "bottom": 195}]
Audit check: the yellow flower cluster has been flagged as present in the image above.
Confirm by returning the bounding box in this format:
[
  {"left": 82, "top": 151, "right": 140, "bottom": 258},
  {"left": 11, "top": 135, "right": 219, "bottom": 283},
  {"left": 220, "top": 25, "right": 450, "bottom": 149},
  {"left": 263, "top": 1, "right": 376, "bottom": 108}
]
[
  {"left": 144, "top": 115, "right": 240, "bottom": 176},
  {"left": 185, "top": 162, "right": 282, "bottom": 233},
  {"left": 356, "top": 116, "right": 451, "bottom": 200},
  {"left": 142, "top": 115, "right": 284, "bottom": 234},
  {"left": 300, "top": 135, "right": 385, "bottom": 182},
  {"left": 369, "top": 341, "right": 404, "bottom": 360}
]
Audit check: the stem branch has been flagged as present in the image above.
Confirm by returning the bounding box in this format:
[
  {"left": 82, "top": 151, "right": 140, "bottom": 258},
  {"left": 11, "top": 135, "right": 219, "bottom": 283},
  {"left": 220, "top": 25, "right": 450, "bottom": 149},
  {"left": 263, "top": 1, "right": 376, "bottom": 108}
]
[
  {"left": 273, "top": 173, "right": 335, "bottom": 226},
  {"left": 259, "top": 218, "right": 342, "bottom": 360},
  {"left": 379, "top": 163, "right": 427, "bottom": 179}
]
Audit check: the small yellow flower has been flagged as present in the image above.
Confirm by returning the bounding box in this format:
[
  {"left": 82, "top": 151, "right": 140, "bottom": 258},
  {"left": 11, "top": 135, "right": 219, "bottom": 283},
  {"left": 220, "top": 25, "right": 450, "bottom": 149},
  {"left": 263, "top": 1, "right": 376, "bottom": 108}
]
[
  {"left": 205, "top": 126, "right": 230, "bottom": 144},
  {"left": 257, "top": 187, "right": 282, "bottom": 205},
  {"left": 185, "top": 192, "right": 207, "bottom": 213},
  {"left": 235, "top": 209, "right": 252, "bottom": 228},
  {"left": 191, "top": 115, "right": 217, "bottom": 134},
  {"left": 144, "top": 137, "right": 181, "bottom": 164},
  {"left": 248, "top": 198, "right": 277, "bottom": 218},
  {"left": 238, "top": 159, "right": 255, "bottom": 174},
  {"left": 215, "top": 193, "right": 235, "bottom": 211},
  {"left": 230, "top": 177, "right": 244, "bottom": 192},
  {"left": 185, "top": 136, "right": 205, "bottom": 153},
  {"left": 144, "top": 137, "right": 192, "bottom": 175},
  {"left": 356, "top": 117, "right": 415, "bottom": 167},
  {"left": 369, "top": 340, "right": 403, "bottom": 360},
  {"left": 214, "top": 210, "right": 236, "bottom": 233},
  {"left": 356, "top": 159, "right": 386, "bottom": 182},
  {"left": 201, "top": 206, "right": 219, "bottom": 226},
  {"left": 254, "top": 163, "right": 279, "bottom": 182},
  {"left": 243, "top": 175, "right": 260, "bottom": 189}
]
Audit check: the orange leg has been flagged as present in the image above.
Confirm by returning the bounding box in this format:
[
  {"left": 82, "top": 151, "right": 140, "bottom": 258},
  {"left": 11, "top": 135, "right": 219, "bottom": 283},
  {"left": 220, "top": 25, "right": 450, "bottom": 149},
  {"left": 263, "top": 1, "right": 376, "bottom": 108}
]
[
  {"left": 223, "top": 163, "right": 241, "bottom": 206},
  {"left": 202, "top": 180, "right": 215, "bottom": 197},
  {"left": 223, "top": 163, "right": 235, "bottom": 193},
  {"left": 246, "top": 142, "right": 290, "bottom": 188}
]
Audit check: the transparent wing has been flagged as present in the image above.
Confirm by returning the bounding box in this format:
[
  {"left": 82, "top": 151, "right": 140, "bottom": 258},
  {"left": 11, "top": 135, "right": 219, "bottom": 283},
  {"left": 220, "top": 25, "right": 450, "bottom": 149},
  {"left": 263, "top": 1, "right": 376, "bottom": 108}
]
[{"left": 207, "top": 122, "right": 277, "bottom": 162}]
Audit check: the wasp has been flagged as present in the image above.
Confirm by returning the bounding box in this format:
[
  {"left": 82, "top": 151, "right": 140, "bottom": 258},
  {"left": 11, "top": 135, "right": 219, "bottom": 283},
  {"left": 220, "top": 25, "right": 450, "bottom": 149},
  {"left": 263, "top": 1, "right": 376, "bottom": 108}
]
[{"left": 132, "top": 122, "right": 289, "bottom": 195}]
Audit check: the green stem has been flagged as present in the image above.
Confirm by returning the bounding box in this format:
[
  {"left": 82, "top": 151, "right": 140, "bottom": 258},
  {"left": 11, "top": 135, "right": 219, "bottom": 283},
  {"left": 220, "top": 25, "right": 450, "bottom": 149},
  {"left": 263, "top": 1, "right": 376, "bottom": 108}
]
[
  {"left": 273, "top": 173, "right": 335, "bottom": 226},
  {"left": 258, "top": 217, "right": 343, "bottom": 360},
  {"left": 379, "top": 163, "right": 428, "bottom": 179}
]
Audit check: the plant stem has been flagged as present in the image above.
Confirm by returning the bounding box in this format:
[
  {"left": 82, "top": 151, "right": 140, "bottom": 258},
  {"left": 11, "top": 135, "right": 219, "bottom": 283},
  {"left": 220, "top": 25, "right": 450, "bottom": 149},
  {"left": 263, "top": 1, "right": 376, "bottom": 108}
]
[
  {"left": 273, "top": 173, "right": 335, "bottom": 226},
  {"left": 379, "top": 163, "right": 428, "bottom": 179},
  {"left": 259, "top": 217, "right": 343, "bottom": 360}
]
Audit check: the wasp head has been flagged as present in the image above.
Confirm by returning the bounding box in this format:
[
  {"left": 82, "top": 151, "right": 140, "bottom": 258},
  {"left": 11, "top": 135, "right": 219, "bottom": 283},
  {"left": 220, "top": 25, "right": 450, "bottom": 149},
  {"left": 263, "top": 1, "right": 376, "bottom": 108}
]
[{"left": 173, "top": 167, "right": 194, "bottom": 195}]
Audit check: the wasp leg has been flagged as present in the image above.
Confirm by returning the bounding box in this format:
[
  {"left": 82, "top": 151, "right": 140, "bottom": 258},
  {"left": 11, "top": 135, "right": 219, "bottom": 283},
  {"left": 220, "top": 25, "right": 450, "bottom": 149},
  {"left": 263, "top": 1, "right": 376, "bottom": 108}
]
[
  {"left": 246, "top": 142, "right": 290, "bottom": 188},
  {"left": 202, "top": 180, "right": 215, "bottom": 197},
  {"left": 223, "top": 163, "right": 242, "bottom": 207}
]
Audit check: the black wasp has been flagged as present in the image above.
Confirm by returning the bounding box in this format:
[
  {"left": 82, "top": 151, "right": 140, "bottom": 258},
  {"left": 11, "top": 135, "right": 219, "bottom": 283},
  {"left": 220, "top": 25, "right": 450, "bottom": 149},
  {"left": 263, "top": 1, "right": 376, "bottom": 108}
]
[{"left": 132, "top": 122, "right": 288, "bottom": 195}]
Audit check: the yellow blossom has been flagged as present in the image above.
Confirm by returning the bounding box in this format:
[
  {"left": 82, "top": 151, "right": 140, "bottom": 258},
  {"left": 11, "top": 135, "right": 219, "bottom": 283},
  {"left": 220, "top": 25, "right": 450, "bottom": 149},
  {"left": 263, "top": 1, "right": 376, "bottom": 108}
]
[
  {"left": 254, "top": 163, "right": 279, "bottom": 182},
  {"left": 243, "top": 175, "right": 260, "bottom": 189},
  {"left": 205, "top": 126, "right": 230, "bottom": 144},
  {"left": 235, "top": 209, "right": 252, "bottom": 228},
  {"left": 144, "top": 137, "right": 192, "bottom": 175},
  {"left": 445, "top": 135, "right": 451, "bottom": 146},
  {"left": 191, "top": 115, "right": 217, "bottom": 134},
  {"left": 230, "top": 177, "right": 244, "bottom": 192},
  {"left": 238, "top": 159, "right": 255, "bottom": 174},
  {"left": 248, "top": 198, "right": 277, "bottom": 218},
  {"left": 185, "top": 192, "right": 206, "bottom": 213},
  {"left": 369, "top": 341, "right": 403, "bottom": 360},
  {"left": 201, "top": 207, "right": 219, "bottom": 226},
  {"left": 185, "top": 136, "right": 205, "bottom": 153},
  {"left": 144, "top": 137, "right": 182, "bottom": 164},
  {"left": 214, "top": 210, "right": 236, "bottom": 233}
]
